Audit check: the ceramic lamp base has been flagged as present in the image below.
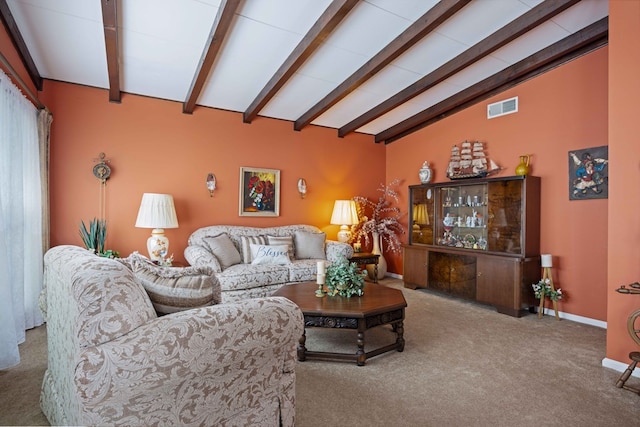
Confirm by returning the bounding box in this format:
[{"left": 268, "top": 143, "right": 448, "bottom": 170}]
[
  {"left": 336, "top": 225, "right": 351, "bottom": 243},
  {"left": 147, "top": 228, "right": 169, "bottom": 261}
]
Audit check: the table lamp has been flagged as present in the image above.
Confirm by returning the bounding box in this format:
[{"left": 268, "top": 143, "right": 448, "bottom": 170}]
[
  {"left": 135, "top": 193, "right": 179, "bottom": 261},
  {"left": 330, "top": 200, "right": 358, "bottom": 243}
]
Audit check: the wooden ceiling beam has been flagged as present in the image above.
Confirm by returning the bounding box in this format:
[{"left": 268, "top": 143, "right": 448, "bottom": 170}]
[
  {"left": 243, "top": 0, "right": 359, "bottom": 124},
  {"left": 101, "top": 0, "right": 120, "bottom": 103},
  {"left": 0, "top": 0, "right": 42, "bottom": 91},
  {"left": 183, "top": 0, "right": 241, "bottom": 114},
  {"left": 376, "top": 17, "right": 608, "bottom": 144},
  {"left": 293, "top": 0, "right": 470, "bottom": 132},
  {"left": 340, "top": 0, "right": 580, "bottom": 137}
]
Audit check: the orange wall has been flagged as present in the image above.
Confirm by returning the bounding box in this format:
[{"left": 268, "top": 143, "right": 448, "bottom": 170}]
[
  {"left": 607, "top": 1, "right": 640, "bottom": 364},
  {"left": 386, "top": 47, "right": 609, "bottom": 321},
  {"left": 38, "top": 81, "right": 385, "bottom": 264}
]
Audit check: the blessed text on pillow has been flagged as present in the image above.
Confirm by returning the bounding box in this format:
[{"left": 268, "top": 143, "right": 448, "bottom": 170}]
[{"left": 250, "top": 244, "right": 291, "bottom": 265}]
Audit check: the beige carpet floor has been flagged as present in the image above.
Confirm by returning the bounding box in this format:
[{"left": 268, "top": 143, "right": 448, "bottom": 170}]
[{"left": 2, "top": 278, "right": 639, "bottom": 426}]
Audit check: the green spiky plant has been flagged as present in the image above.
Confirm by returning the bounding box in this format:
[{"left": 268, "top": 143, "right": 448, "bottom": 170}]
[
  {"left": 325, "top": 259, "right": 366, "bottom": 297},
  {"left": 79, "top": 218, "right": 119, "bottom": 258}
]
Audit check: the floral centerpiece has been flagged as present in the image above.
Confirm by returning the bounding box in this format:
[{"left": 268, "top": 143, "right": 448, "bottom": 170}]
[
  {"left": 325, "top": 259, "right": 366, "bottom": 297},
  {"left": 350, "top": 179, "right": 405, "bottom": 253},
  {"left": 532, "top": 278, "right": 563, "bottom": 301}
]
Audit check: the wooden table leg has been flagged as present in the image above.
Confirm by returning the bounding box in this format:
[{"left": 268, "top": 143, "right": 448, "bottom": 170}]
[
  {"left": 395, "top": 320, "right": 405, "bottom": 352},
  {"left": 297, "top": 329, "right": 307, "bottom": 362},
  {"left": 356, "top": 330, "right": 366, "bottom": 366}
]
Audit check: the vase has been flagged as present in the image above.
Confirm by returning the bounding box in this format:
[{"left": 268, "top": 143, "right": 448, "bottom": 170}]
[
  {"left": 366, "top": 232, "right": 387, "bottom": 281},
  {"left": 515, "top": 154, "right": 530, "bottom": 176},
  {"left": 419, "top": 161, "right": 432, "bottom": 184}
]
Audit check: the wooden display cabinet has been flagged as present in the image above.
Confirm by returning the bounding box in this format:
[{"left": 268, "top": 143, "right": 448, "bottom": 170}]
[{"left": 403, "top": 176, "right": 541, "bottom": 317}]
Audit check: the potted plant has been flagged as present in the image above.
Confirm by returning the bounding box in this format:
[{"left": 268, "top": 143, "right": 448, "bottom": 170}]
[
  {"left": 79, "top": 218, "right": 119, "bottom": 258},
  {"left": 325, "top": 259, "right": 367, "bottom": 297}
]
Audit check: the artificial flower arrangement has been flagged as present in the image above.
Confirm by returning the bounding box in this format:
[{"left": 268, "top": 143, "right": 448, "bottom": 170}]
[
  {"left": 532, "top": 278, "right": 563, "bottom": 301},
  {"left": 325, "top": 259, "right": 367, "bottom": 297},
  {"left": 350, "top": 179, "right": 405, "bottom": 253}
]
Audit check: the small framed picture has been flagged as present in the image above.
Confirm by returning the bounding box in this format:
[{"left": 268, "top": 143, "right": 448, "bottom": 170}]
[
  {"left": 568, "top": 146, "right": 608, "bottom": 200},
  {"left": 239, "top": 167, "right": 280, "bottom": 216}
]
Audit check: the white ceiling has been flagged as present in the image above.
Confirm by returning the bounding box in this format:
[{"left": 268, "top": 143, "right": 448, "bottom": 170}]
[{"left": 5, "top": 0, "right": 608, "bottom": 142}]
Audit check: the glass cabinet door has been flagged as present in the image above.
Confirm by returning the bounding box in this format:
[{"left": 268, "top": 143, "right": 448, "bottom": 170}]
[
  {"left": 486, "top": 179, "right": 523, "bottom": 254},
  {"left": 409, "top": 186, "right": 434, "bottom": 245},
  {"left": 435, "top": 183, "right": 488, "bottom": 250}
]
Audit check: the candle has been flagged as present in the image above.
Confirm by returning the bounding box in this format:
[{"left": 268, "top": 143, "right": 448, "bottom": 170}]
[
  {"left": 317, "top": 260, "right": 326, "bottom": 274},
  {"left": 316, "top": 274, "right": 325, "bottom": 285},
  {"left": 541, "top": 254, "right": 553, "bottom": 268}
]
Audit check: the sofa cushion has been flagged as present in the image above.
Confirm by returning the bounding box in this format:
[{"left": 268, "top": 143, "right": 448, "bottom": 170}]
[
  {"left": 203, "top": 234, "right": 242, "bottom": 269},
  {"left": 250, "top": 244, "right": 291, "bottom": 265},
  {"left": 267, "top": 235, "right": 294, "bottom": 259},
  {"left": 217, "top": 264, "right": 290, "bottom": 292},
  {"left": 132, "top": 260, "right": 218, "bottom": 315},
  {"left": 240, "top": 235, "right": 267, "bottom": 263},
  {"left": 294, "top": 231, "right": 326, "bottom": 259}
]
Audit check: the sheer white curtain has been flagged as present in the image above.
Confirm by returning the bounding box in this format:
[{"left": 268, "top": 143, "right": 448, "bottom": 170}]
[{"left": 0, "top": 69, "right": 44, "bottom": 370}]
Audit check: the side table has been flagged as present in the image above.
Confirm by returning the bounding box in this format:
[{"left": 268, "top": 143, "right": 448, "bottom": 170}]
[{"left": 348, "top": 252, "right": 380, "bottom": 283}]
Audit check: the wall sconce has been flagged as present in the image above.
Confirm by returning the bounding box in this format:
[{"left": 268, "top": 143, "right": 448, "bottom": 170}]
[
  {"left": 297, "top": 178, "right": 307, "bottom": 198},
  {"left": 206, "top": 173, "right": 216, "bottom": 197}
]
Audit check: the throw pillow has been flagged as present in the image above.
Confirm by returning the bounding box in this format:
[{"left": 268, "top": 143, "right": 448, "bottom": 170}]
[
  {"left": 203, "top": 233, "right": 242, "bottom": 269},
  {"left": 132, "top": 260, "right": 217, "bottom": 315},
  {"left": 250, "top": 244, "right": 291, "bottom": 265},
  {"left": 240, "top": 235, "right": 267, "bottom": 263},
  {"left": 293, "top": 231, "right": 326, "bottom": 259},
  {"left": 267, "top": 235, "right": 294, "bottom": 259}
]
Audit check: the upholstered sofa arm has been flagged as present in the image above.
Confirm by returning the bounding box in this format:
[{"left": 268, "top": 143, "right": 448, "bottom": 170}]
[
  {"left": 326, "top": 240, "right": 353, "bottom": 262},
  {"left": 184, "top": 244, "right": 222, "bottom": 272},
  {"left": 74, "top": 297, "right": 304, "bottom": 426}
]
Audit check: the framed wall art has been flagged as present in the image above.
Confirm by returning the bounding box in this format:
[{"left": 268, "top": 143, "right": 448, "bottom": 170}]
[
  {"left": 239, "top": 167, "right": 280, "bottom": 216},
  {"left": 568, "top": 145, "right": 608, "bottom": 200}
]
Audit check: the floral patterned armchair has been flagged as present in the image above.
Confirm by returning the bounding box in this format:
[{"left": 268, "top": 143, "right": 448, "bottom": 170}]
[{"left": 39, "top": 245, "right": 303, "bottom": 426}]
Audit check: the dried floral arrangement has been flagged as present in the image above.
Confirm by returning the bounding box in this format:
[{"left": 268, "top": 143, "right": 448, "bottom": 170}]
[{"left": 351, "top": 179, "right": 405, "bottom": 253}]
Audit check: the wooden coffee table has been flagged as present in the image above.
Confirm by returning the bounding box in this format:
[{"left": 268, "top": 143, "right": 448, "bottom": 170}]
[{"left": 273, "top": 281, "right": 406, "bottom": 366}]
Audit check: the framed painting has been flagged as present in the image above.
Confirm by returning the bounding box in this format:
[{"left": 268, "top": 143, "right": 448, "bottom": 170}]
[
  {"left": 568, "top": 146, "right": 608, "bottom": 200},
  {"left": 239, "top": 167, "right": 280, "bottom": 216}
]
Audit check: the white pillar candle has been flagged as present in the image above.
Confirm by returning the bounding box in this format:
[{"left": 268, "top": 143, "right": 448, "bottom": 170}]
[
  {"left": 317, "top": 260, "right": 326, "bottom": 274},
  {"left": 541, "top": 254, "right": 553, "bottom": 268},
  {"left": 316, "top": 274, "right": 325, "bottom": 285}
]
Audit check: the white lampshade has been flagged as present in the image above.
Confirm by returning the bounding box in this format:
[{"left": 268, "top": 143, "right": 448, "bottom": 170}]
[
  {"left": 330, "top": 200, "right": 358, "bottom": 243},
  {"left": 541, "top": 254, "right": 553, "bottom": 268},
  {"left": 135, "top": 193, "right": 179, "bottom": 261}
]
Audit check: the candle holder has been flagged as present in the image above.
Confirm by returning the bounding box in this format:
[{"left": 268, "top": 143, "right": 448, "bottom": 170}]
[{"left": 315, "top": 274, "right": 326, "bottom": 297}]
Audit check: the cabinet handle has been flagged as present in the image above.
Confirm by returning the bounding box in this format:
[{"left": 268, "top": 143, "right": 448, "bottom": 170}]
[
  {"left": 477, "top": 271, "right": 483, "bottom": 277},
  {"left": 450, "top": 267, "right": 455, "bottom": 272}
]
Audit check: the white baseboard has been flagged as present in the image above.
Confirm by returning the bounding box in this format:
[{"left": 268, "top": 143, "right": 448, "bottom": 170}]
[
  {"left": 395, "top": 273, "right": 639, "bottom": 375},
  {"left": 602, "top": 357, "right": 640, "bottom": 377},
  {"left": 539, "top": 307, "right": 607, "bottom": 329}
]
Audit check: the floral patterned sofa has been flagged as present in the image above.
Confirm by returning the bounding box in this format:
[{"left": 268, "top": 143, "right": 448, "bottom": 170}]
[
  {"left": 184, "top": 224, "right": 353, "bottom": 302},
  {"left": 39, "top": 245, "right": 304, "bottom": 426}
]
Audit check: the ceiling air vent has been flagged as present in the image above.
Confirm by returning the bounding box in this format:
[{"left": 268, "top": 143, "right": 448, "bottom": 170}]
[{"left": 487, "top": 96, "right": 518, "bottom": 119}]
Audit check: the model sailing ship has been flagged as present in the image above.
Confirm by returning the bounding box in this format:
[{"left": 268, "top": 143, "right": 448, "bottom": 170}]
[{"left": 446, "top": 140, "right": 501, "bottom": 180}]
